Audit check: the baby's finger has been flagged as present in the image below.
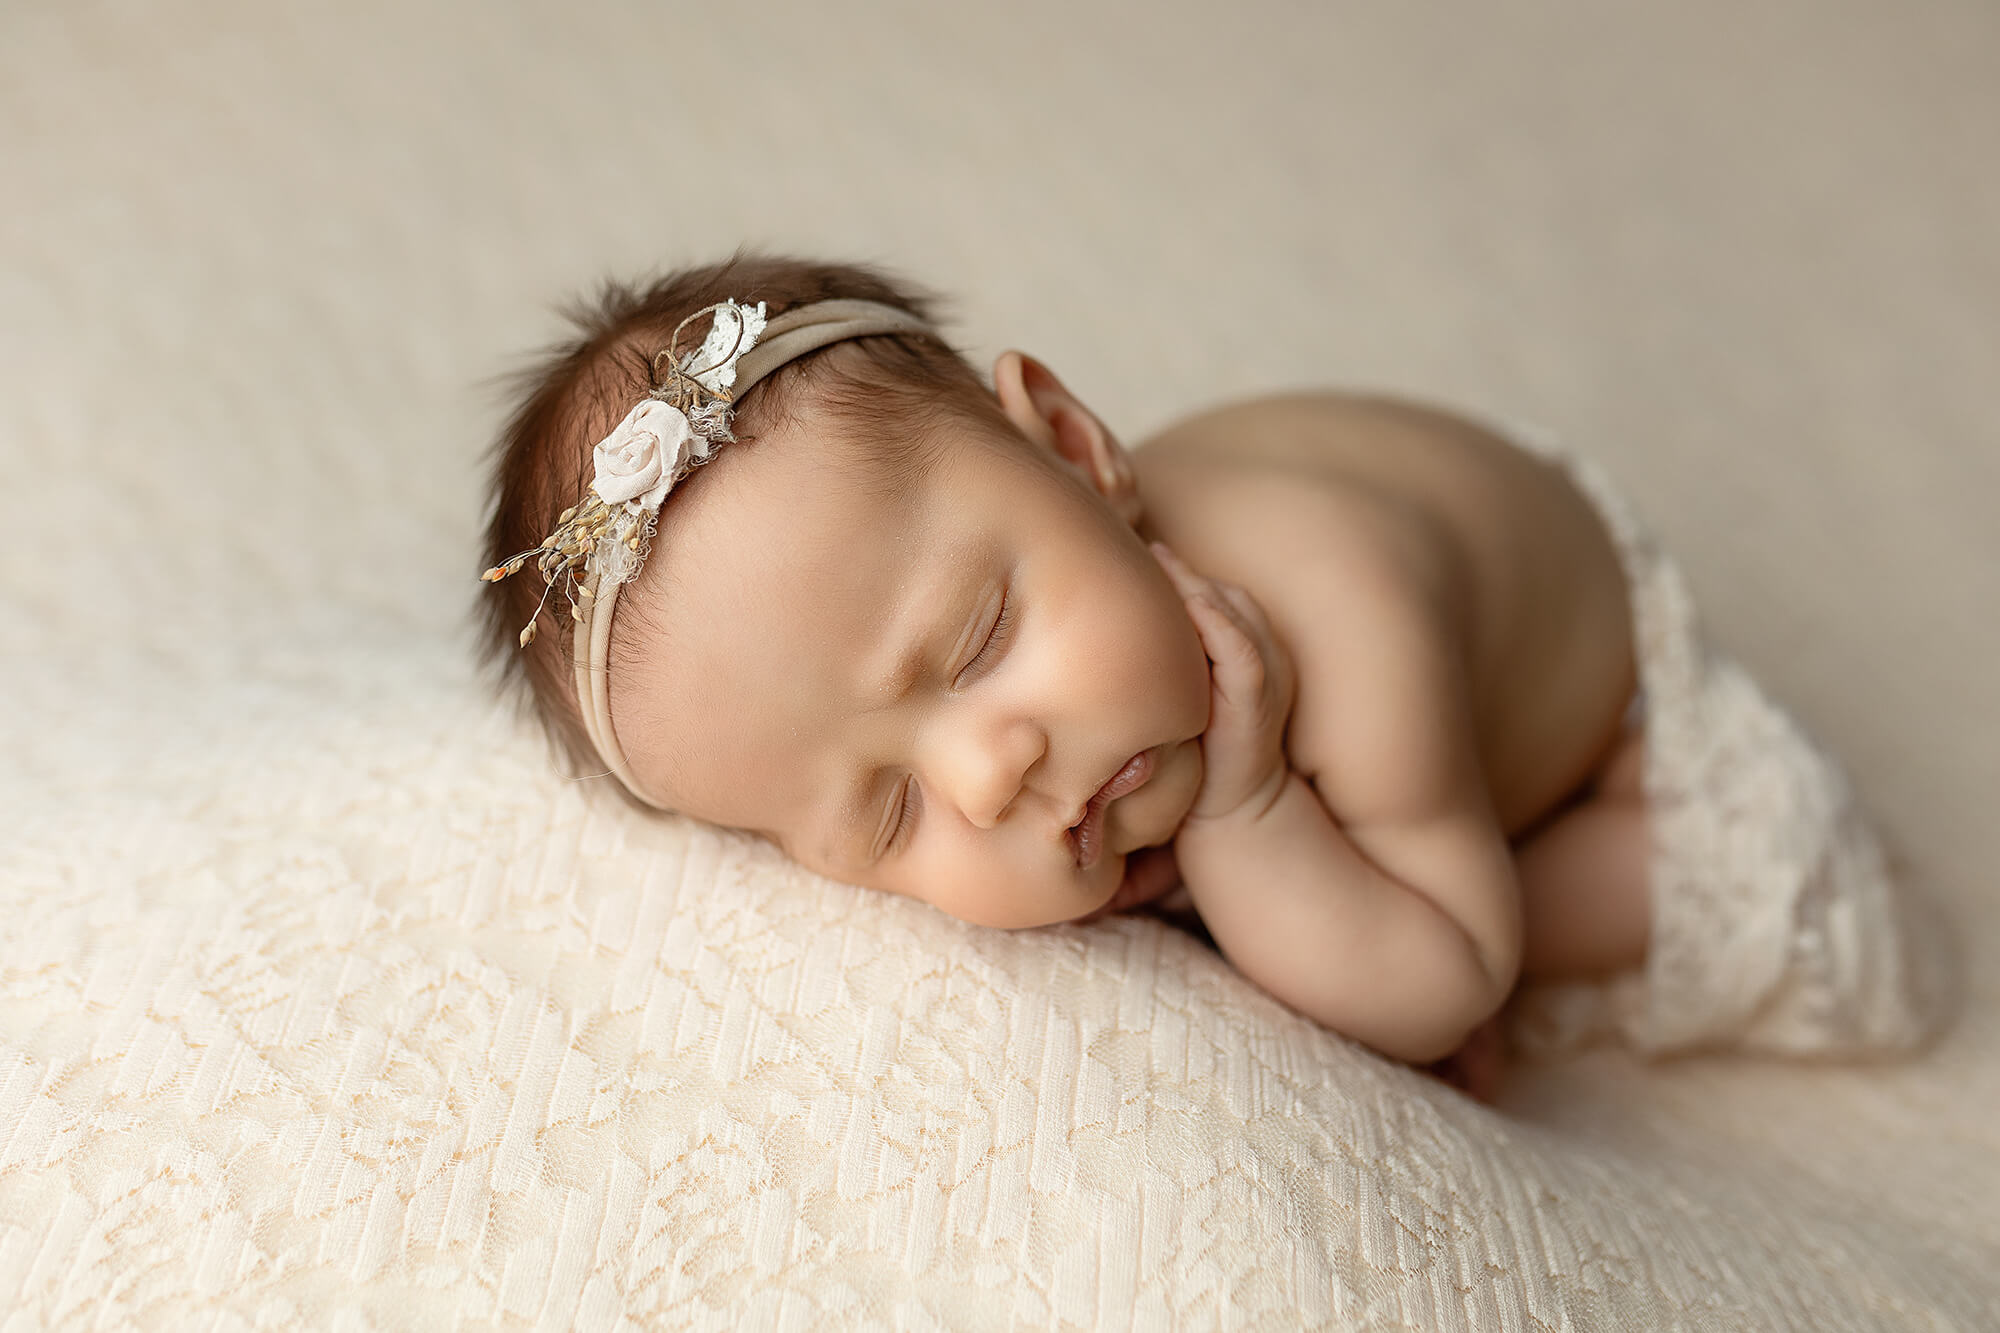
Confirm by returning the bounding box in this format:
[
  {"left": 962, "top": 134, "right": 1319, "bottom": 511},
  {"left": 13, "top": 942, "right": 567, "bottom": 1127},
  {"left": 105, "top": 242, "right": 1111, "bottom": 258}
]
[
  {"left": 1150, "top": 541, "right": 1200, "bottom": 592},
  {"left": 1217, "top": 582, "right": 1293, "bottom": 698},
  {"left": 1154, "top": 545, "right": 1242, "bottom": 631},
  {"left": 1192, "top": 584, "right": 1264, "bottom": 662},
  {"left": 1157, "top": 551, "right": 1264, "bottom": 642},
  {"left": 1183, "top": 589, "right": 1266, "bottom": 708},
  {"left": 1215, "top": 581, "right": 1269, "bottom": 634}
]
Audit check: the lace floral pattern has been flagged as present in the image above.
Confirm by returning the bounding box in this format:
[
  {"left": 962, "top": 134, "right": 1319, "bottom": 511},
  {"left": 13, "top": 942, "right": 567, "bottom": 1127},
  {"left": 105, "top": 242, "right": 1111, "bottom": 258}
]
[{"left": 1501, "top": 423, "right": 1955, "bottom": 1057}]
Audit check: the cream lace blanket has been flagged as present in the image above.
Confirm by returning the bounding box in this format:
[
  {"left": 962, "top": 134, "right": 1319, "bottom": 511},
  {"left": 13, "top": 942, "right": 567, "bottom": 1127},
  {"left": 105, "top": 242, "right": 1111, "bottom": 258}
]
[
  {"left": 5, "top": 2, "right": 1997, "bottom": 1327},
  {"left": 0, "top": 673, "right": 1986, "bottom": 1326}
]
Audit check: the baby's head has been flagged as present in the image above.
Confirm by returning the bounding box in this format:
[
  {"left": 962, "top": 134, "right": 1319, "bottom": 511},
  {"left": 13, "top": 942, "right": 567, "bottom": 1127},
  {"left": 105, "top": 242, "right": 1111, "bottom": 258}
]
[{"left": 478, "top": 254, "right": 1210, "bottom": 927}]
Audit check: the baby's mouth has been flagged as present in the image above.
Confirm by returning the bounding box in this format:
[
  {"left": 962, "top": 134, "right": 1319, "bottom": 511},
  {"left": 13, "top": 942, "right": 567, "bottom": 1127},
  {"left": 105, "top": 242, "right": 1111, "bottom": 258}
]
[{"left": 1067, "top": 748, "right": 1157, "bottom": 869}]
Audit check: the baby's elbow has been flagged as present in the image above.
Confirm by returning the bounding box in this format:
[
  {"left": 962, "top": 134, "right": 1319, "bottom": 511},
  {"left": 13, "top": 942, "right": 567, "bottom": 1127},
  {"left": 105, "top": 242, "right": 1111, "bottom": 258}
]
[
  {"left": 1372, "top": 990, "right": 1495, "bottom": 1065},
  {"left": 1379, "top": 1018, "right": 1485, "bottom": 1067},
  {"left": 1365, "top": 932, "right": 1512, "bottom": 1066}
]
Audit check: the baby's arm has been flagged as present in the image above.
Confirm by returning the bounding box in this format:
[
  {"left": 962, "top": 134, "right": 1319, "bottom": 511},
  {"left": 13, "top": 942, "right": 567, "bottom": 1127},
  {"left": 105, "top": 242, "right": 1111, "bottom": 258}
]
[{"left": 1154, "top": 546, "right": 1522, "bottom": 1065}]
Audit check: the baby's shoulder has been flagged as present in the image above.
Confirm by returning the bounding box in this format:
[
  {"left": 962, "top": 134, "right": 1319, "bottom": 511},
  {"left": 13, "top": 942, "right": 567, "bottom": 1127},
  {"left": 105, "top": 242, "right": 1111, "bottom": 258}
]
[
  {"left": 1131, "top": 390, "right": 1480, "bottom": 616},
  {"left": 1133, "top": 388, "right": 1529, "bottom": 499},
  {"left": 1129, "top": 387, "right": 1571, "bottom": 609}
]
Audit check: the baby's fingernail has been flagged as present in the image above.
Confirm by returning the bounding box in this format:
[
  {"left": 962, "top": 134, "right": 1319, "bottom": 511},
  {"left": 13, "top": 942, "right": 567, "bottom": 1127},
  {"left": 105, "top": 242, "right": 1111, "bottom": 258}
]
[{"left": 1150, "top": 541, "right": 1175, "bottom": 562}]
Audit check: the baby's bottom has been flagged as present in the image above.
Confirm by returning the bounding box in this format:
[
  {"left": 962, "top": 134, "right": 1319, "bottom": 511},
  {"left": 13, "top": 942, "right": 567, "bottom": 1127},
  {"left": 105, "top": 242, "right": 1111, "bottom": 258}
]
[{"left": 1513, "top": 707, "right": 1652, "bottom": 981}]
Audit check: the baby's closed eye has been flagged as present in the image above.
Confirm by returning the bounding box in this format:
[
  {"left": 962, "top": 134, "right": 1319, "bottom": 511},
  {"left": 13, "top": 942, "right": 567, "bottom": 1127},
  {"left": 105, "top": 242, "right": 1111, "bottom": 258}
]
[
  {"left": 879, "top": 588, "right": 1018, "bottom": 859},
  {"left": 954, "top": 589, "right": 1016, "bottom": 688}
]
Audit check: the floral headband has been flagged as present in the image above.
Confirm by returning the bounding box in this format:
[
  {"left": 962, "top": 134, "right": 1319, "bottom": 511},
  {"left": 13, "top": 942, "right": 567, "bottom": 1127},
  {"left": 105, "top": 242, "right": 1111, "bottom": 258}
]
[{"left": 483, "top": 296, "right": 930, "bottom": 805}]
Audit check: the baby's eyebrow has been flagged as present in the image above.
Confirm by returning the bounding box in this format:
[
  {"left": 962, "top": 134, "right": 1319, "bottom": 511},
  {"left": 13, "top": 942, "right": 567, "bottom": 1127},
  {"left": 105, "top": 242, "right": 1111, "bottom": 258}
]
[
  {"left": 875, "top": 637, "right": 930, "bottom": 710},
  {"left": 856, "top": 545, "right": 983, "bottom": 710}
]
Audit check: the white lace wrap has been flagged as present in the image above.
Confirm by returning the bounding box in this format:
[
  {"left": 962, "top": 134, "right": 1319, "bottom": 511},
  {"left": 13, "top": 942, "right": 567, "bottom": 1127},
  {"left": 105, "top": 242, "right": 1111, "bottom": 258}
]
[{"left": 1502, "top": 424, "right": 1957, "bottom": 1057}]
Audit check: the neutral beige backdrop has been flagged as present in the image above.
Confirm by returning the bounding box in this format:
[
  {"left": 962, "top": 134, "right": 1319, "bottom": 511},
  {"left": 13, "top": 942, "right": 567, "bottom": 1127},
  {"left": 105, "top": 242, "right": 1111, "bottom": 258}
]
[{"left": 3, "top": 2, "right": 1995, "bottom": 1327}]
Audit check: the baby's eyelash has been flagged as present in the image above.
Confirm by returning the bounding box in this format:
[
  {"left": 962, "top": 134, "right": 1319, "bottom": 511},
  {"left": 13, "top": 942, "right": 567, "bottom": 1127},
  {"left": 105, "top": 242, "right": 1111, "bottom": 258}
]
[
  {"left": 959, "top": 594, "right": 1015, "bottom": 684},
  {"left": 887, "top": 778, "right": 919, "bottom": 854}
]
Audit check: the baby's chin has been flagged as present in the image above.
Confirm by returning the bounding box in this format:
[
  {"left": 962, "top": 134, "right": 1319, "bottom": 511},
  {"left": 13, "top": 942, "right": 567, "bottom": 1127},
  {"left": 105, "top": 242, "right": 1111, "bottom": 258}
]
[{"left": 1076, "top": 844, "right": 1183, "bottom": 922}]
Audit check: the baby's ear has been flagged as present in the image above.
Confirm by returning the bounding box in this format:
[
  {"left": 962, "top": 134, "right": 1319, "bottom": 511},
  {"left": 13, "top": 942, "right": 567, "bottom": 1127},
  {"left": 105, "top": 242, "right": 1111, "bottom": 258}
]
[{"left": 991, "top": 350, "right": 1141, "bottom": 525}]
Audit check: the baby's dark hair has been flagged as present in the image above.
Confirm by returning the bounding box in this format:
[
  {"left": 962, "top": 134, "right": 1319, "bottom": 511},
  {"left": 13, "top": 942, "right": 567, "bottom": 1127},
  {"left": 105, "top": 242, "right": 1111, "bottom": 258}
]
[{"left": 475, "top": 252, "right": 1012, "bottom": 797}]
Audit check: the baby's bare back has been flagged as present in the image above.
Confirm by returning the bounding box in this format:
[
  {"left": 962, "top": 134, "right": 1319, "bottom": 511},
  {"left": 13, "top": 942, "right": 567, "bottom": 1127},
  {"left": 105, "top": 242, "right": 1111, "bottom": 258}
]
[{"left": 1133, "top": 391, "right": 1636, "bottom": 840}]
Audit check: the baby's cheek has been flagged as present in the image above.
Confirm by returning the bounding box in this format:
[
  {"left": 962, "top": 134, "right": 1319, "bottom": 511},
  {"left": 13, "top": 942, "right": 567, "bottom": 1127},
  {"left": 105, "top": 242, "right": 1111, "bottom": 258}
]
[
  {"left": 884, "top": 842, "right": 1021, "bottom": 929},
  {"left": 1157, "top": 618, "right": 1216, "bottom": 736}
]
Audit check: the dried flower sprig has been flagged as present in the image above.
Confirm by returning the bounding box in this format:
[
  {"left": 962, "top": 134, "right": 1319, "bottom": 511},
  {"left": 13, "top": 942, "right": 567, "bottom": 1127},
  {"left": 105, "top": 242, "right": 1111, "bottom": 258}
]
[{"left": 482, "top": 300, "right": 769, "bottom": 650}]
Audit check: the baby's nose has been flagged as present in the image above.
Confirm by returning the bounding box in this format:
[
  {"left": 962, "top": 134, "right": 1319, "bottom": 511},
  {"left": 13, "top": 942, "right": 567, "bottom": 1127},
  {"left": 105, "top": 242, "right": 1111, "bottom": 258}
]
[{"left": 937, "top": 717, "right": 1047, "bottom": 829}]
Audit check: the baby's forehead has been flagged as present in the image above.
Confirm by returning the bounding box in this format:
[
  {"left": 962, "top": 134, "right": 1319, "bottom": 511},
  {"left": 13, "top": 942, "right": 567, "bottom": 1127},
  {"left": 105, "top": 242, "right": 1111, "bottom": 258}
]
[
  {"left": 694, "top": 415, "right": 1053, "bottom": 565},
  {"left": 629, "top": 426, "right": 985, "bottom": 677},
  {"left": 630, "top": 425, "right": 1044, "bottom": 672}
]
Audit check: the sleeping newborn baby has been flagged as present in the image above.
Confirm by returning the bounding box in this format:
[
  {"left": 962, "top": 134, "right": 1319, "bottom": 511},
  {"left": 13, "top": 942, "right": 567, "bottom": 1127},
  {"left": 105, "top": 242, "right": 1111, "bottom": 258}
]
[{"left": 478, "top": 254, "right": 1949, "bottom": 1085}]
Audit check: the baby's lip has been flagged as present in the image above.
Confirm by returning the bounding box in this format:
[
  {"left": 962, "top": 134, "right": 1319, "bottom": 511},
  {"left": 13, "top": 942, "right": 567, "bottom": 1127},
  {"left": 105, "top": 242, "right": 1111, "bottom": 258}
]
[{"left": 1066, "top": 747, "right": 1157, "bottom": 869}]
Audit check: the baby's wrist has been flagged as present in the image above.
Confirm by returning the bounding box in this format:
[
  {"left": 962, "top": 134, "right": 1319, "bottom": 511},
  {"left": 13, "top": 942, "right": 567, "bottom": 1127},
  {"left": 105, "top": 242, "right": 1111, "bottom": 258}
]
[
  {"left": 1176, "top": 769, "right": 1306, "bottom": 886},
  {"left": 1183, "top": 762, "right": 1295, "bottom": 837}
]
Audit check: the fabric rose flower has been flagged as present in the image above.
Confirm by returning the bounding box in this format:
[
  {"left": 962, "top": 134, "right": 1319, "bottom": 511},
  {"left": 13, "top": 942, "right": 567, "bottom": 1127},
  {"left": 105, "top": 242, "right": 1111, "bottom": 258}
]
[{"left": 592, "top": 400, "right": 694, "bottom": 511}]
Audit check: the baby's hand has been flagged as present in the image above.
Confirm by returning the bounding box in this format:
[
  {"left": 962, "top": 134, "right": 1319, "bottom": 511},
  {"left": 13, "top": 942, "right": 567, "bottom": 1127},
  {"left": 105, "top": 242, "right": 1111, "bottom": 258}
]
[{"left": 1153, "top": 542, "right": 1297, "bottom": 827}]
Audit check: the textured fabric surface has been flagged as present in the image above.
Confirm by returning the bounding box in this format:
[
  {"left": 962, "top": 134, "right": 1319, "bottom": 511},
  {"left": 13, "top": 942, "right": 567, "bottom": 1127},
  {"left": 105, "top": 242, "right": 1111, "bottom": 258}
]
[{"left": 4, "top": 2, "right": 1998, "bottom": 1329}]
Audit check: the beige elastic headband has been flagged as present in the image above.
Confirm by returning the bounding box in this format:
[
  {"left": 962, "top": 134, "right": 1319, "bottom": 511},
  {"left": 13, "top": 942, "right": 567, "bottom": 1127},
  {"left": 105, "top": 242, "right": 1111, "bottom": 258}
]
[{"left": 566, "top": 297, "right": 930, "bottom": 806}]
